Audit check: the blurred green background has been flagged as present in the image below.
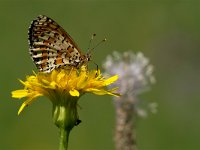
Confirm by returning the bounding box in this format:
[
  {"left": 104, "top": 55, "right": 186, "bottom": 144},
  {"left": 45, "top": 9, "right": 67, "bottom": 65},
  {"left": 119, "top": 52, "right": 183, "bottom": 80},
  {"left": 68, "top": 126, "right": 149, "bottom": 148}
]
[{"left": 1, "top": 0, "right": 200, "bottom": 150}]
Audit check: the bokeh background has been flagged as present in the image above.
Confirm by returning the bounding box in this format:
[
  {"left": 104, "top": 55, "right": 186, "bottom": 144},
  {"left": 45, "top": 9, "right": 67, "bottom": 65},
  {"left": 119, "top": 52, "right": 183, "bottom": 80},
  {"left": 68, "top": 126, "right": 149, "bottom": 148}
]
[{"left": 1, "top": 0, "right": 200, "bottom": 150}]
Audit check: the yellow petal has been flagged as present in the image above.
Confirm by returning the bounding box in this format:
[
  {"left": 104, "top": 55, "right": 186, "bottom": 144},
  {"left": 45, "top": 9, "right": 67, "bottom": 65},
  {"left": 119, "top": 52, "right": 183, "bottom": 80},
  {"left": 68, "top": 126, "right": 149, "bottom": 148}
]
[
  {"left": 11, "top": 90, "right": 29, "bottom": 99},
  {"left": 32, "top": 70, "right": 37, "bottom": 76},
  {"left": 19, "top": 79, "right": 26, "bottom": 85},
  {"left": 18, "top": 101, "right": 28, "bottom": 115},
  {"left": 57, "top": 70, "right": 66, "bottom": 82},
  {"left": 109, "top": 87, "right": 119, "bottom": 92},
  {"left": 69, "top": 89, "right": 80, "bottom": 97},
  {"left": 85, "top": 88, "right": 107, "bottom": 95},
  {"left": 18, "top": 98, "right": 33, "bottom": 115},
  {"left": 41, "top": 79, "right": 51, "bottom": 85},
  {"left": 51, "top": 69, "right": 58, "bottom": 81},
  {"left": 104, "top": 75, "right": 118, "bottom": 86},
  {"left": 86, "top": 88, "right": 120, "bottom": 97},
  {"left": 77, "top": 75, "right": 87, "bottom": 89},
  {"left": 49, "top": 81, "right": 57, "bottom": 89},
  {"left": 18, "top": 93, "right": 42, "bottom": 115},
  {"left": 70, "top": 69, "right": 78, "bottom": 77}
]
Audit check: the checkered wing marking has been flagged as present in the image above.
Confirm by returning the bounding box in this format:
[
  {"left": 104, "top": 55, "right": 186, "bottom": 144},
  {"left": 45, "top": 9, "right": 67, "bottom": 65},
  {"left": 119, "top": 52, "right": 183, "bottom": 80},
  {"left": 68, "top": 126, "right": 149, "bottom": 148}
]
[{"left": 28, "top": 15, "right": 83, "bottom": 72}]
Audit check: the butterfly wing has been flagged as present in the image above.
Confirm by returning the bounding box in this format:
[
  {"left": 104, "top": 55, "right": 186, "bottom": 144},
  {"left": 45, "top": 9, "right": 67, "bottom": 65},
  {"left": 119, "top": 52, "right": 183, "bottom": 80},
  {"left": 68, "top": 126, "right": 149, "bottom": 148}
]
[{"left": 28, "top": 15, "right": 83, "bottom": 73}]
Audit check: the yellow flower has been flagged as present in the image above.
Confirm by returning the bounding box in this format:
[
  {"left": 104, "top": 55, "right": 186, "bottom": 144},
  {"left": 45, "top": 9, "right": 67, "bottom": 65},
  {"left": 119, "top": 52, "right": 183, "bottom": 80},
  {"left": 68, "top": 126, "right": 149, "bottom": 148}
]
[
  {"left": 12, "top": 66, "right": 119, "bottom": 115},
  {"left": 12, "top": 66, "right": 120, "bottom": 150}
]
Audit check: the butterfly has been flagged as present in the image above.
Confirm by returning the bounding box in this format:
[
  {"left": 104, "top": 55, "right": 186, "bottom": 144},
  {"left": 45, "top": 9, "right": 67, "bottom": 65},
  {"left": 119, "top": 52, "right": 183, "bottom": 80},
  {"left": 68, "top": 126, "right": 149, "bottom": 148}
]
[{"left": 28, "top": 15, "right": 91, "bottom": 73}]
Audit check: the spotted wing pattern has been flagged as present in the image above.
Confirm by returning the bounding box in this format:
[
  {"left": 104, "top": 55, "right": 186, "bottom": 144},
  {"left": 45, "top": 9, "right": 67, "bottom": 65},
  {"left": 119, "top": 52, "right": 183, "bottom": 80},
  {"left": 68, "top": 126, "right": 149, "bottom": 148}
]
[{"left": 28, "top": 15, "right": 84, "bottom": 73}]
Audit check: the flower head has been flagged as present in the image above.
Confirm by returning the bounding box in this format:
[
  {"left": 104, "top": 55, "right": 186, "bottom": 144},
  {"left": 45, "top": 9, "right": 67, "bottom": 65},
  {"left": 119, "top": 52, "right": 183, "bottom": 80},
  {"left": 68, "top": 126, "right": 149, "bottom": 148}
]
[
  {"left": 12, "top": 66, "right": 119, "bottom": 115},
  {"left": 103, "top": 51, "right": 155, "bottom": 97},
  {"left": 103, "top": 51, "right": 156, "bottom": 117}
]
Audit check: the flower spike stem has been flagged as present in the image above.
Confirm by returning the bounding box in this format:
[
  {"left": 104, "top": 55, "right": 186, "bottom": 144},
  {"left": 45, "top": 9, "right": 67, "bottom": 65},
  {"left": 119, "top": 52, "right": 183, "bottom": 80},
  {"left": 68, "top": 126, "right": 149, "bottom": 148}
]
[{"left": 114, "top": 97, "right": 137, "bottom": 150}]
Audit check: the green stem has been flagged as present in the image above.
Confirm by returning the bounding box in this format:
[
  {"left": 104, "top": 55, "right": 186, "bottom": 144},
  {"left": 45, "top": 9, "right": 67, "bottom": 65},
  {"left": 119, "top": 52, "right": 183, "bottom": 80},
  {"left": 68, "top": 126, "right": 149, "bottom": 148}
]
[
  {"left": 59, "top": 128, "right": 70, "bottom": 150},
  {"left": 51, "top": 93, "right": 79, "bottom": 150}
]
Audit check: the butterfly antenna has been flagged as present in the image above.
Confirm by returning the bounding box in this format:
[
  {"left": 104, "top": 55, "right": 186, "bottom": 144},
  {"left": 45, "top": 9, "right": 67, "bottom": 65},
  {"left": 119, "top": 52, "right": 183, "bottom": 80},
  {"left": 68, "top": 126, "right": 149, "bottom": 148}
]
[
  {"left": 87, "top": 33, "right": 96, "bottom": 52},
  {"left": 88, "top": 38, "right": 106, "bottom": 54}
]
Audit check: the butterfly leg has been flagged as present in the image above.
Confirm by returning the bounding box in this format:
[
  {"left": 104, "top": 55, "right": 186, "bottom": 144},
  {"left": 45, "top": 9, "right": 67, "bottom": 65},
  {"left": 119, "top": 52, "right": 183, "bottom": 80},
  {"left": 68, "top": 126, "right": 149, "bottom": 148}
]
[{"left": 92, "top": 62, "right": 99, "bottom": 77}]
